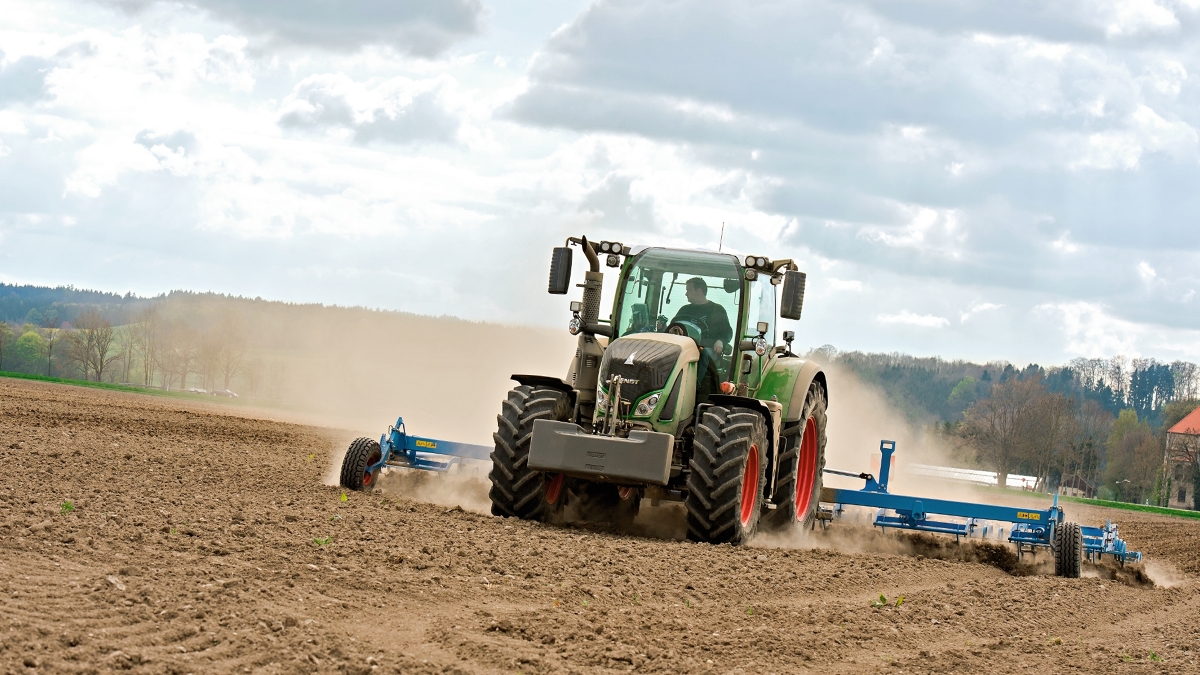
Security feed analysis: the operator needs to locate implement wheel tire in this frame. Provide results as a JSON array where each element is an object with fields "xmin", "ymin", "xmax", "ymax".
[
  {"xmin": 764, "ymin": 382, "xmax": 827, "ymax": 531},
  {"xmin": 684, "ymin": 406, "xmax": 768, "ymax": 544},
  {"xmin": 489, "ymin": 385, "xmax": 570, "ymax": 521},
  {"xmin": 340, "ymin": 437, "xmax": 382, "ymax": 492},
  {"xmin": 1054, "ymin": 521, "xmax": 1082, "ymax": 578}
]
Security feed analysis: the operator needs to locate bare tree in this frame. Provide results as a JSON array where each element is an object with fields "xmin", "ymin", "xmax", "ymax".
[
  {"xmin": 962, "ymin": 377, "xmax": 1044, "ymax": 489},
  {"xmin": 195, "ymin": 334, "xmax": 221, "ymax": 391},
  {"xmin": 133, "ymin": 305, "xmax": 161, "ymax": 386},
  {"xmin": 40, "ymin": 311, "xmax": 61, "ymax": 377},
  {"xmin": 1024, "ymin": 391, "xmax": 1075, "ymax": 490},
  {"xmin": 71, "ymin": 308, "xmax": 119, "ymax": 381},
  {"xmin": 1060, "ymin": 400, "xmax": 1113, "ymax": 496},
  {"xmin": 217, "ymin": 313, "xmax": 245, "ymax": 390}
]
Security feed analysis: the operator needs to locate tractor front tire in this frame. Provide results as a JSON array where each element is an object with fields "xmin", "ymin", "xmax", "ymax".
[
  {"xmin": 684, "ymin": 406, "xmax": 768, "ymax": 544},
  {"xmin": 764, "ymin": 382, "xmax": 827, "ymax": 531},
  {"xmin": 489, "ymin": 385, "xmax": 570, "ymax": 521},
  {"xmin": 1054, "ymin": 521, "xmax": 1082, "ymax": 578},
  {"xmin": 340, "ymin": 437, "xmax": 382, "ymax": 492}
]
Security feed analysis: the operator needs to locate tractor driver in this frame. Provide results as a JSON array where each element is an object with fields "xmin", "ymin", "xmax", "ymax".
[{"xmin": 670, "ymin": 277, "xmax": 733, "ymax": 354}]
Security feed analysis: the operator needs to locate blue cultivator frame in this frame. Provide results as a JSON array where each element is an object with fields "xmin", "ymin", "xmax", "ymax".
[
  {"xmin": 365, "ymin": 417, "xmax": 493, "ymax": 477},
  {"xmin": 1082, "ymin": 521, "xmax": 1143, "ymax": 565},
  {"xmin": 822, "ymin": 441, "xmax": 1142, "ymax": 563}
]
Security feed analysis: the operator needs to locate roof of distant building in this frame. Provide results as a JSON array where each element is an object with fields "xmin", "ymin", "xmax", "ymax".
[{"xmin": 1168, "ymin": 406, "xmax": 1200, "ymax": 436}]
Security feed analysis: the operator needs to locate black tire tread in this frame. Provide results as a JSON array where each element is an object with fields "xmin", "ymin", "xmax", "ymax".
[
  {"xmin": 765, "ymin": 383, "xmax": 828, "ymax": 530},
  {"xmin": 340, "ymin": 437, "xmax": 381, "ymax": 491},
  {"xmin": 488, "ymin": 385, "xmax": 569, "ymax": 520},
  {"xmin": 684, "ymin": 406, "xmax": 767, "ymax": 544},
  {"xmin": 1055, "ymin": 521, "xmax": 1083, "ymax": 578}
]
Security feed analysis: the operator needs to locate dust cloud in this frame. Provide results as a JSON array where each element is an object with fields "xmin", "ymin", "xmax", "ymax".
[{"xmin": 820, "ymin": 360, "xmax": 975, "ymax": 502}]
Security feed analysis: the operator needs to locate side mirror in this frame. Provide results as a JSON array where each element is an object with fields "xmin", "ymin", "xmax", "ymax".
[
  {"xmin": 780, "ymin": 270, "xmax": 806, "ymax": 320},
  {"xmin": 548, "ymin": 247, "xmax": 572, "ymax": 294}
]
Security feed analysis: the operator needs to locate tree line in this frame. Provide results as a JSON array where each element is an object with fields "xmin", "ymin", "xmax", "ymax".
[
  {"xmin": 815, "ymin": 347, "xmax": 1200, "ymax": 508},
  {"xmin": 0, "ymin": 304, "xmax": 263, "ymax": 396}
]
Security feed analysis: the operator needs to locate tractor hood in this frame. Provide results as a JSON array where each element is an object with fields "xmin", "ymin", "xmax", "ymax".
[{"xmin": 597, "ymin": 333, "xmax": 699, "ymax": 419}]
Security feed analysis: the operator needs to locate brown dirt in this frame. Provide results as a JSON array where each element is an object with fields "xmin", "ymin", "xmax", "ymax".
[{"xmin": 2, "ymin": 377, "xmax": 1199, "ymax": 674}]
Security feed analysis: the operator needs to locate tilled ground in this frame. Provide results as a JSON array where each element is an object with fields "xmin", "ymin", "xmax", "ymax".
[{"xmin": 1, "ymin": 377, "xmax": 1198, "ymax": 674}]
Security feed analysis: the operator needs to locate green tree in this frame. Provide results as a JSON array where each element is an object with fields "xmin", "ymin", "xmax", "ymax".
[
  {"xmin": 13, "ymin": 331, "xmax": 46, "ymax": 372},
  {"xmin": 0, "ymin": 322, "xmax": 11, "ymax": 370},
  {"xmin": 1103, "ymin": 410, "xmax": 1158, "ymax": 503}
]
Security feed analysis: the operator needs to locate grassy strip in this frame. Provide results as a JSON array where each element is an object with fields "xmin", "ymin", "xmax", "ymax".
[
  {"xmin": 0, "ymin": 370, "xmax": 241, "ymax": 404},
  {"xmin": 966, "ymin": 484, "xmax": 1200, "ymax": 520},
  {"xmin": 1058, "ymin": 495, "xmax": 1200, "ymax": 520}
]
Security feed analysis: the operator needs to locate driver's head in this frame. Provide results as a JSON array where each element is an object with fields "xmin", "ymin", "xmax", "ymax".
[{"xmin": 685, "ymin": 277, "xmax": 708, "ymax": 304}]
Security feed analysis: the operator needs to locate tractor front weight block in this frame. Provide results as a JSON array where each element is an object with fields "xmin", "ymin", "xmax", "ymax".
[{"xmin": 528, "ymin": 419, "xmax": 673, "ymax": 486}]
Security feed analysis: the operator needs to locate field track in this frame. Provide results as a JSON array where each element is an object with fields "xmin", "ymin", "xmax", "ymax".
[{"xmin": 1, "ymin": 377, "xmax": 1197, "ymax": 674}]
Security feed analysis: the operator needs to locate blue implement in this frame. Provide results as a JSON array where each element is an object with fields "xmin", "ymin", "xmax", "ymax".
[
  {"xmin": 1081, "ymin": 520, "xmax": 1143, "ymax": 565},
  {"xmin": 365, "ymin": 417, "xmax": 493, "ymax": 475},
  {"xmin": 822, "ymin": 441, "xmax": 1143, "ymax": 564}
]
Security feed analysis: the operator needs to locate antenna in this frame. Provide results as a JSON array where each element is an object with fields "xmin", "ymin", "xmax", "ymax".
[{"xmin": 718, "ymin": 222, "xmax": 725, "ymax": 252}]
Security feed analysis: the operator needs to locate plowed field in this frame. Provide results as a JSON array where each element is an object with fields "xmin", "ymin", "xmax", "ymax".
[{"xmin": 2, "ymin": 377, "xmax": 1197, "ymax": 674}]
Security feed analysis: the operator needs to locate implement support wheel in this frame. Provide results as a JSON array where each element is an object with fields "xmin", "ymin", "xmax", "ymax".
[
  {"xmin": 340, "ymin": 437, "xmax": 382, "ymax": 491},
  {"xmin": 684, "ymin": 406, "xmax": 768, "ymax": 544},
  {"xmin": 1054, "ymin": 521, "xmax": 1082, "ymax": 578}
]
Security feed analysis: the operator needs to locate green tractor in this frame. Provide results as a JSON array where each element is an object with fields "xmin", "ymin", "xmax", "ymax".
[{"xmin": 489, "ymin": 236, "xmax": 828, "ymax": 544}]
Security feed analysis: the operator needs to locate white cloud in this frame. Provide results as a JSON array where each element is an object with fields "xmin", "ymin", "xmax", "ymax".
[
  {"xmin": 826, "ymin": 277, "xmax": 864, "ymax": 292},
  {"xmin": 2, "ymin": 0, "xmax": 1200, "ymax": 368},
  {"xmin": 92, "ymin": 0, "xmax": 484, "ymax": 57},
  {"xmin": 960, "ymin": 302, "xmax": 1003, "ymax": 323},
  {"xmin": 878, "ymin": 311, "xmax": 950, "ymax": 328}
]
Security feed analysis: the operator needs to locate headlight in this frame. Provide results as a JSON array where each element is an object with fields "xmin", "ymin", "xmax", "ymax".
[
  {"xmin": 600, "ymin": 242, "xmax": 611, "ymax": 252},
  {"xmin": 754, "ymin": 336, "xmax": 769, "ymax": 356},
  {"xmin": 745, "ymin": 255, "xmax": 756, "ymax": 267},
  {"xmin": 596, "ymin": 388, "xmax": 608, "ymax": 411},
  {"xmin": 568, "ymin": 316, "xmax": 583, "ymax": 335},
  {"xmin": 634, "ymin": 393, "xmax": 661, "ymax": 417}
]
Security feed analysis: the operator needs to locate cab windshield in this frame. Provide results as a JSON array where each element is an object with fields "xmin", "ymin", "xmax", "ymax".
[{"xmin": 615, "ymin": 248, "xmax": 742, "ymax": 377}]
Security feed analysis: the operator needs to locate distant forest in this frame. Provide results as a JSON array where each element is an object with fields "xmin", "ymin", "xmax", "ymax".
[
  {"xmin": 2, "ymin": 283, "xmax": 1197, "ymax": 508},
  {"xmin": 809, "ymin": 346, "xmax": 1200, "ymax": 508}
]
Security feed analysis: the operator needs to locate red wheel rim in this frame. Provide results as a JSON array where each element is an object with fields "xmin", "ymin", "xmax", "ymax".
[
  {"xmin": 739, "ymin": 444, "xmax": 759, "ymax": 527},
  {"xmin": 794, "ymin": 416, "xmax": 818, "ymax": 521},
  {"xmin": 363, "ymin": 450, "xmax": 381, "ymax": 487},
  {"xmin": 618, "ymin": 486, "xmax": 635, "ymax": 501},
  {"xmin": 545, "ymin": 473, "xmax": 565, "ymax": 504}
]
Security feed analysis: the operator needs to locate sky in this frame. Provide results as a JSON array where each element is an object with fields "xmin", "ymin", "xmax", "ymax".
[{"xmin": 1, "ymin": 0, "xmax": 1199, "ymax": 365}]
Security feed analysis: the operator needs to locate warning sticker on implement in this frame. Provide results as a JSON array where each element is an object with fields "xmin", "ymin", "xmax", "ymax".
[
  {"xmin": 1016, "ymin": 511, "xmax": 1040, "ymax": 520},
  {"xmin": 416, "ymin": 440, "xmax": 437, "ymax": 449}
]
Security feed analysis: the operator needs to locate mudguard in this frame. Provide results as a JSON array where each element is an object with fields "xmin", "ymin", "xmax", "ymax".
[{"xmin": 783, "ymin": 360, "xmax": 827, "ymax": 422}]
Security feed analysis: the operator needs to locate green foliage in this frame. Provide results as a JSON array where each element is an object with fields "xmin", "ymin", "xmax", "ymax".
[
  {"xmin": 947, "ymin": 377, "xmax": 978, "ymax": 414},
  {"xmin": 313, "ymin": 536, "xmax": 333, "ymax": 546},
  {"xmin": 1109, "ymin": 409, "xmax": 1144, "ymax": 445},
  {"xmin": 871, "ymin": 594, "xmax": 888, "ymax": 608},
  {"xmin": 1058, "ymin": 495, "xmax": 1200, "ymax": 519},
  {"xmin": 60, "ymin": 500, "xmax": 75, "ymax": 513}
]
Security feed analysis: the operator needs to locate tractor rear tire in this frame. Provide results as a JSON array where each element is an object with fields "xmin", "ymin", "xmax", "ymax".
[
  {"xmin": 340, "ymin": 437, "xmax": 382, "ymax": 492},
  {"xmin": 1054, "ymin": 521, "xmax": 1082, "ymax": 578},
  {"xmin": 684, "ymin": 406, "xmax": 768, "ymax": 544},
  {"xmin": 764, "ymin": 382, "xmax": 827, "ymax": 531},
  {"xmin": 489, "ymin": 385, "xmax": 571, "ymax": 521}
]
